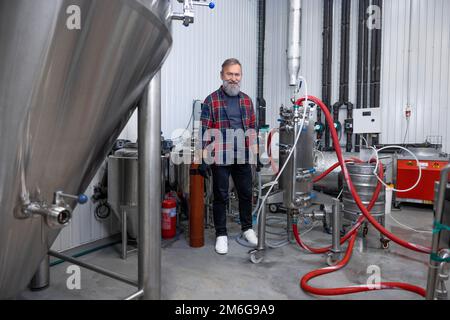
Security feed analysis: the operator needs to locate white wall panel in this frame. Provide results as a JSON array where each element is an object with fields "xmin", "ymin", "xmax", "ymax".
[
  {"xmin": 266, "ymin": 0, "xmax": 450, "ymax": 152},
  {"xmin": 121, "ymin": 0, "xmax": 258, "ymax": 141},
  {"xmin": 381, "ymin": 0, "xmax": 450, "ymax": 152}
]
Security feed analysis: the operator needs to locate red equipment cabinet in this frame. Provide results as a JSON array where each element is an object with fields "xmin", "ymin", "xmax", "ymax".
[{"xmin": 396, "ymin": 159, "xmax": 449, "ymax": 204}]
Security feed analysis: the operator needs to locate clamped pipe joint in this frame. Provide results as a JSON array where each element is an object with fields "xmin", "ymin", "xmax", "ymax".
[
  {"xmin": 172, "ymin": 0, "xmax": 215, "ymax": 26},
  {"xmin": 296, "ymin": 168, "xmax": 316, "ymax": 182},
  {"xmin": 21, "ymin": 191, "xmax": 88, "ymax": 229}
]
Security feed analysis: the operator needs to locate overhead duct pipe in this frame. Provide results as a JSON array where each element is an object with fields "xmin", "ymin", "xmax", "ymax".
[{"xmin": 288, "ymin": 0, "xmax": 302, "ymax": 86}]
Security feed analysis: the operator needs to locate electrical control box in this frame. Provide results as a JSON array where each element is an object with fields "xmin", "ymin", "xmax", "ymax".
[{"xmin": 352, "ymin": 108, "xmax": 382, "ymax": 134}]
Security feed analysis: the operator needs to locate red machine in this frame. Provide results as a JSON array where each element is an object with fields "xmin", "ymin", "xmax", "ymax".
[{"xmin": 396, "ymin": 159, "xmax": 449, "ymax": 204}]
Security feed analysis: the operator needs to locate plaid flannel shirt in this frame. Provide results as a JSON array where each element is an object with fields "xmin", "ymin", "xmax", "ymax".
[{"xmin": 201, "ymin": 87, "xmax": 257, "ymax": 165}]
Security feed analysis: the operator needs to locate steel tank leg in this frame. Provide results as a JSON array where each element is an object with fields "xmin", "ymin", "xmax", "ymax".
[
  {"xmin": 427, "ymin": 167, "xmax": 450, "ymax": 300},
  {"xmin": 250, "ymin": 202, "xmax": 267, "ymax": 264},
  {"xmin": 29, "ymin": 255, "xmax": 50, "ymax": 291},
  {"xmin": 287, "ymin": 209, "xmax": 294, "ymax": 242},
  {"xmin": 138, "ymin": 72, "xmax": 162, "ymax": 300}
]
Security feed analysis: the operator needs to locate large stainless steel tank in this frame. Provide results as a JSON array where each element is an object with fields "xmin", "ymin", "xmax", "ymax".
[
  {"xmin": 279, "ymin": 107, "xmax": 315, "ymax": 210},
  {"xmin": 0, "ymin": 0, "xmax": 172, "ymax": 299}
]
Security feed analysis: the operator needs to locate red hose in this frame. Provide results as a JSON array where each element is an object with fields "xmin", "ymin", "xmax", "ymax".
[
  {"xmin": 314, "ymin": 159, "xmax": 356, "ymax": 183},
  {"xmin": 300, "ymin": 232, "xmax": 426, "ymax": 297},
  {"xmin": 294, "ymin": 159, "xmax": 383, "ymax": 254},
  {"xmin": 297, "ymin": 96, "xmax": 430, "ymax": 254},
  {"xmin": 292, "ymin": 96, "xmax": 427, "ymax": 298}
]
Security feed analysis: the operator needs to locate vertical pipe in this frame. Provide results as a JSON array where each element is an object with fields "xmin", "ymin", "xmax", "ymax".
[
  {"xmin": 138, "ymin": 72, "xmax": 161, "ymax": 300},
  {"xmin": 331, "ymin": 198, "xmax": 342, "ymax": 253},
  {"xmin": 29, "ymin": 255, "xmax": 50, "ymax": 291},
  {"xmin": 288, "ymin": 0, "xmax": 302, "ymax": 86},
  {"xmin": 287, "ymin": 210, "xmax": 293, "ymax": 242},
  {"xmin": 426, "ymin": 166, "xmax": 450, "ymax": 299},
  {"xmin": 257, "ymin": 0, "xmax": 267, "ymax": 127},
  {"xmin": 257, "ymin": 204, "xmax": 267, "ymax": 251},
  {"xmin": 355, "ymin": 0, "xmax": 368, "ymax": 151},
  {"xmin": 122, "ymin": 210, "xmax": 127, "ymax": 260},
  {"xmin": 189, "ymin": 164, "xmax": 205, "ymax": 248},
  {"xmin": 322, "ymin": 0, "xmax": 333, "ymax": 150},
  {"xmin": 373, "ymin": 0, "xmax": 382, "ymax": 146}
]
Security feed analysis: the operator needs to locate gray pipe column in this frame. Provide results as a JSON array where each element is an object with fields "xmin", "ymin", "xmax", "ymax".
[
  {"xmin": 29, "ymin": 255, "xmax": 50, "ymax": 291},
  {"xmin": 139, "ymin": 72, "xmax": 162, "ymax": 300},
  {"xmin": 288, "ymin": 0, "xmax": 302, "ymax": 86},
  {"xmin": 426, "ymin": 165, "xmax": 450, "ymax": 300}
]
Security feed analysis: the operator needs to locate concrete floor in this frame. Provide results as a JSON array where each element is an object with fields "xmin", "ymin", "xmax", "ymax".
[{"xmin": 18, "ymin": 204, "xmax": 447, "ymax": 300}]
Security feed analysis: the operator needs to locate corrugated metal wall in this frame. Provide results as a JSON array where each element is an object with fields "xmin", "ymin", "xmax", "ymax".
[
  {"xmin": 381, "ymin": 0, "xmax": 450, "ymax": 152},
  {"xmin": 265, "ymin": 0, "xmax": 450, "ymax": 152},
  {"xmin": 265, "ymin": 0, "xmax": 323, "ymax": 129},
  {"xmin": 53, "ymin": 0, "xmax": 258, "ymax": 251}
]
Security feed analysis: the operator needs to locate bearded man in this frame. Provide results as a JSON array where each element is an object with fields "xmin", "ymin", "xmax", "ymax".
[{"xmin": 199, "ymin": 58, "xmax": 258, "ymax": 255}]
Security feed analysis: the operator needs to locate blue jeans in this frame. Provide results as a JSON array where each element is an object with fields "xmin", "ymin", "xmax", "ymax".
[{"xmin": 212, "ymin": 164, "xmax": 253, "ymax": 237}]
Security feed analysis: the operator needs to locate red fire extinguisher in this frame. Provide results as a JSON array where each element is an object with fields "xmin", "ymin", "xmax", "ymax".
[{"xmin": 162, "ymin": 199, "xmax": 177, "ymax": 239}]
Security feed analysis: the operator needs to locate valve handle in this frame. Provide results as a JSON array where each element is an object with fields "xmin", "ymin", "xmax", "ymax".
[
  {"xmin": 77, "ymin": 194, "xmax": 89, "ymax": 204},
  {"xmin": 56, "ymin": 191, "xmax": 89, "ymax": 205},
  {"xmin": 192, "ymin": 1, "xmax": 215, "ymax": 9}
]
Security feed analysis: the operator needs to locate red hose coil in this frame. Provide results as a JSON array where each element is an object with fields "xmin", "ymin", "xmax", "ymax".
[{"xmin": 291, "ymin": 96, "xmax": 429, "ymax": 298}]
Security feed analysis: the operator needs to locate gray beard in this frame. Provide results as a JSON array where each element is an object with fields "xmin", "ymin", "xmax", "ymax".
[{"xmin": 223, "ymin": 80, "xmax": 241, "ymax": 97}]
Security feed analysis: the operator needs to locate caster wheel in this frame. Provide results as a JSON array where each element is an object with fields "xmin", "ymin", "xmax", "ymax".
[
  {"xmin": 249, "ymin": 250, "xmax": 264, "ymax": 264},
  {"xmin": 326, "ymin": 254, "xmax": 340, "ymax": 266}
]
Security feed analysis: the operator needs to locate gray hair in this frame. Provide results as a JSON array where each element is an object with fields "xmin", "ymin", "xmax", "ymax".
[{"xmin": 221, "ymin": 58, "xmax": 242, "ymax": 72}]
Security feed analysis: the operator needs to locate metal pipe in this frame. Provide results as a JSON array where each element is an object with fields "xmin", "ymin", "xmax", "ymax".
[
  {"xmin": 426, "ymin": 165, "xmax": 450, "ymax": 299},
  {"xmin": 366, "ymin": 0, "xmax": 373, "ymax": 109},
  {"xmin": 331, "ymin": 198, "xmax": 342, "ymax": 254},
  {"xmin": 122, "ymin": 210, "xmax": 127, "ymax": 260},
  {"xmin": 48, "ymin": 250, "xmax": 138, "ymax": 287},
  {"xmin": 288, "ymin": 0, "xmax": 302, "ymax": 86},
  {"xmin": 291, "ymin": 117, "xmax": 299, "ymax": 206},
  {"xmin": 355, "ymin": 0, "xmax": 368, "ymax": 151},
  {"xmin": 406, "ymin": 0, "xmax": 413, "ymax": 107},
  {"xmin": 138, "ymin": 72, "xmax": 162, "ymax": 300},
  {"xmin": 287, "ymin": 210, "xmax": 294, "ymax": 242},
  {"xmin": 29, "ymin": 255, "xmax": 50, "ymax": 291},
  {"xmin": 322, "ymin": 0, "xmax": 334, "ymax": 150},
  {"xmin": 257, "ymin": 204, "xmax": 267, "ymax": 251},
  {"xmin": 257, "ymin": 0, "xmax": 267, "ymax": 127},
  {"xmin": 435, "ymin": 250, "xmax": 449, "ymax": 300},
  {"xmin": 124, "ymin": 290, "xmax": 144, "ymax": 300}
]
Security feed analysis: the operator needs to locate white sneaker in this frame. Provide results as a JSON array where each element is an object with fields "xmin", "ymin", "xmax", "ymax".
[
  {"xmin": 243, "ymin": 229, "xmax": 258, "ymax": 247},
  {"xmin": 215, "ymin": 236, "xmax": 228, "ymax": 255}
]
